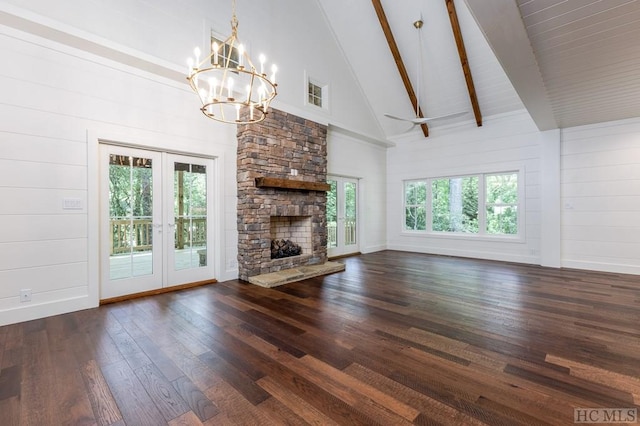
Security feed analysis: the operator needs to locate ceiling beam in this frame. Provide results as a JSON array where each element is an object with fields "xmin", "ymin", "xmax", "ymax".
[
  {"xmin": 464, "ymin": 0, "xmax": 557, "ymax": 130},
  {"xmin": 371, "ymin": 0, "xmax": 429, "ymax": 137},
  {"xmin": 445, "ymin": 0, "xmax": 482, "ymax": 127}
]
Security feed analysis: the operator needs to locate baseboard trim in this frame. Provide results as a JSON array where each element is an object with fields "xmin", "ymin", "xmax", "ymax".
[
  {"xmin": 100, "ymin": 279, "xmax": 218, "ymax": 305},
  {"xmin": 328, "ymin": 252, "xmax": 361, "ymax": 261}
]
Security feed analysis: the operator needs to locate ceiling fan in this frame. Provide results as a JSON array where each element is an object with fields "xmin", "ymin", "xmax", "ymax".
[{"xmin": 383, "ymin": 18, "xmax": 467, "ymax": 129}]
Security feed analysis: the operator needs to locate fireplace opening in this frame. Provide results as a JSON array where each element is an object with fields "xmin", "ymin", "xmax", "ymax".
[{"xmin": 270, "ymin": 215, "xmax": 312, "ymax": 260}]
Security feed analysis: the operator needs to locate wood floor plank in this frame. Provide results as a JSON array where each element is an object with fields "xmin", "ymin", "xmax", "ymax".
[
  {"xmin": 101, "ymin": 359, "xmax": 167, "ymax": 426},
  {"xmin": 172, "ymin": 375, "xmax": 219, "ymax": 422},
  {"xmin": 79, "ymin": 360, "xmax": 123, "ymax": 426},
  {"xmin": 0, "ymin": 396, "xmax": 20, "ymax": 426},
  {"xmin": 19, "ymin": 328, "xmax": 59, "ymax": 426},
  {"xmin": 134, "ymin": 363, "xmax": 190, "ymax": 422}
]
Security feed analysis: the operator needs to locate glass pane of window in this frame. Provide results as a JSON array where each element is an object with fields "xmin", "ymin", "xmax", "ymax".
[
  {"xmin": 404, "ymin": 181, "xmax": 427, "ymax": 230},
  {"xmin": 432, "ymin": 176, "xmax": 478, "ymax": 233},
  {"xmin": 174, "ymin": 162, "xmax": 208, "ymax": 270},
  {"xmin": 344, "ymin": 182, "xmax": 357, "ymax": 246},
  {"xmin": 486, "ymin": 172, "xmax": 518, "ymax": 235},
  {"xmin": 326, "ymin": 180, "xmax": 337, "ymax": 248},
  {"xmin": 108, "ymin": 155, "xmax": 154, "ymax": 279}
]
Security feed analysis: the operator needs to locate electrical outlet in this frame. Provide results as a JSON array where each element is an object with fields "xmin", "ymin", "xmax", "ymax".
[{"xmin": 20, "ymin": 289, "xmax": 32, "ymax": 303}]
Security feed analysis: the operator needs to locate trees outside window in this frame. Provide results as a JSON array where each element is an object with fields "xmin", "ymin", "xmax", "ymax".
[
  {"xmin": 405, "ymin": 181, "xmax": 427, "ymax": 230},
  {"xmin": 432, "ymin": 176, "xmax": 478, "ymax": 233},
  {"xmin": 486, "ymin": 173, "xmax": 518, "ymax": 235}
]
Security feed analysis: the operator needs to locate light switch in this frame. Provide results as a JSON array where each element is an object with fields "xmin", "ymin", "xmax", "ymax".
[{"xmin": 63, "ymin": 198, "xmax": 83, "ymax": 210}]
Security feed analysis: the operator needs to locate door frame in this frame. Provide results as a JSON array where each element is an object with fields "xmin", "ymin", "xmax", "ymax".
[{"xmin": 94, "ymin": 138, "xmax": 221, "ymax": 302}]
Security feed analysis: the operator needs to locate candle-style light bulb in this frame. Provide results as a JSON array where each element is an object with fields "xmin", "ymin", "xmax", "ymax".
[
  {"xmin": 259, "ymin": 54, "xmax": 266, "ymax": 75},
  {"xmin": 235, "ymin": 104, "xmax": 241, "ymax": 121},
  {"xmin": 271, "ymin": 64, "xmax": 278, "ymax": 84},
  {"xmin": 250, "ymin": 103, "xmax": 254, "ymax": 120},
  {"xmin": 208, "ymin": 78, "xmax": 215, "ymax": 99},
  {"xmin": 212, "ymin": 42, "xmax": 219, "ymax": 65},
  {"xmin": 227, "ymin": 77, "xmax": 234, "ymax": 99},
  {"xmin": 194, "ymin": 47, "xmax": 201, "ymax": 64},
  {"xmin": 211, "ymin": 78, "xmax": 218, "ymax": 99},
  {"xmin": 187, "ymin": 57, "xmax": 194, "ymax": 75}
]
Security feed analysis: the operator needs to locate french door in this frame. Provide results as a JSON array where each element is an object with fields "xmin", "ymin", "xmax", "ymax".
[
  {"xmin": 327, "ymin": 176, "xmax": 359, "ymax": 257},
  {"xmin": 99, "ymin": 145, "xmax": 215, "ymax": 300}
]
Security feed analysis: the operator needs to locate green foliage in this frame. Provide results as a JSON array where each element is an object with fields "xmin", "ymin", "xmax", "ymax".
[
  {"xmin": 405, "ymin": 181, "xmax": 427, "ymax": 230},
  {"xmin": 327, "ymin": 180, "xmax": 337, "ymax": 222},
  {"xmin": 432, "ymin": 177, "xmax": 478, "ymax": 233},
  {"xmin": 109, "ymin": 162, "xmax": 153, "ymax": 218},
  {"xmin": 486, "ymin": 173, "xmax": 518, "ymax": 234}
]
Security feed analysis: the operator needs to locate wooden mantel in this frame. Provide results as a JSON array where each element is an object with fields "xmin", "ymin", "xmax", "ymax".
[{"xmin": 255, "ymin": 177, "xmax": 331, "ymax": 192}]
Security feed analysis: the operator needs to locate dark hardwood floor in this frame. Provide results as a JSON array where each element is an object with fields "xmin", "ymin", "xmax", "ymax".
[{"xmin": 1, "ymin": 250, "xmax": 640, "ymax": 425}]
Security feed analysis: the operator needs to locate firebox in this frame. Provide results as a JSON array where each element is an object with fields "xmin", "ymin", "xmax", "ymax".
[{"xmin": 270, "ymin": 216, "xmax": 312, "ymax": 259}]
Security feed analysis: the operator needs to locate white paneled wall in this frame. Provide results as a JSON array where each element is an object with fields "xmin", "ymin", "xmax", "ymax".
[
  {"xmin": 0, "ymin": 26, "xmax": 238, "ymax": 326},
  {"xmin": 561, "ymin": 117, "xmax": 640, "ymax": 274},
  {"xmin": 386, "ymin": 111, "xmax": 544, "ymax": 264},
  {"xmin": 327, "ymin": 128, "xmax": 388, "ymax": 254}
]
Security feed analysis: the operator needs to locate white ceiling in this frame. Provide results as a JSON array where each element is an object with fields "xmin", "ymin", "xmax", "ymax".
[{"xmin": 318, "ymin": 0, "xmax": 640, "ymax": 139}]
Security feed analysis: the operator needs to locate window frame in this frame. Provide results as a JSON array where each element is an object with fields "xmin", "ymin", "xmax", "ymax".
[
  {"xmin": 304, "ymin": 72, "xmax": 329, "ymax": 111},
  {"xmin": 401, "ymin": 169, "xmax": 525, "ymax": 242}
]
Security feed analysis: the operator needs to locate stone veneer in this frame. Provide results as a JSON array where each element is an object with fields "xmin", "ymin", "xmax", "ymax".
[{"xmin": 236, "ymin": 108, "xmax": 328, "ymax": 281}]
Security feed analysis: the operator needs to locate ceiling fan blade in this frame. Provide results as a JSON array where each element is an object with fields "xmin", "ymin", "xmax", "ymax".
[
  {"xmin": 411, "ymin": 111, "xmax": 469, "ymax": 124},
  {"xmin": 383, "ymin": 113, "xmax": 413, "ymax": 122},
  {"xmin": 385, "ymin": 111, "xmax": 468, "ymax": 125}
]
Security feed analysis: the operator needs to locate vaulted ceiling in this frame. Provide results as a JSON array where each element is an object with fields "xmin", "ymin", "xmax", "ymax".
[{"xmin": 317, "ymin": 0, "xmax": 640, "ymax": 139}]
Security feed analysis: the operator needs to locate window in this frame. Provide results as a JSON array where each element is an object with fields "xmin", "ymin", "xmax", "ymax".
[
  {"xmin": 404, "ymin": 181, "xmax": 427, "ymax": 230},
  {"xmin": 403, "ymin": 171, "xmax": 521, "ymax": 237},
  {"xmin": 432, "ymin": 176, "xmax": 479, "ymax": 233},
  {"xmin": 211, "ymin": 33, "xmax": 239, "ymax": 68},
  {"xmin": 485, "ymin": 172, "xmax": 518, "ymax": 235},
  {"xmin": 305, "ymin": 74, "xmax": 328, "ymax": 110},
  {"xmin": 308, "ymin": 81, "xmax": 323, "ymax": 107}
]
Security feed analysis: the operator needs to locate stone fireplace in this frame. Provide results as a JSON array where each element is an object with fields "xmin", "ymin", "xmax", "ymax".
[{"xmin": 236, "ymin": 108, "xmax": 329, "ymax": 281}]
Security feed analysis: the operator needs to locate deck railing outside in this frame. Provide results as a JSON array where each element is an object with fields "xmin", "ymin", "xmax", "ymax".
[
  {"xmin": 110, "ymin": 217, "xmax": 206, "ymax": 255},
  {"xmin": 327, "ymin": 219, "xmax": 356, "ymax": 248}
]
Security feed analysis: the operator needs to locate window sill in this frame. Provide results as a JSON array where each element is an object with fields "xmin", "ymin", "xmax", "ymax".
[{"xmin": 400, "ymin": 230, "xmax": 525, "ymax": 244}]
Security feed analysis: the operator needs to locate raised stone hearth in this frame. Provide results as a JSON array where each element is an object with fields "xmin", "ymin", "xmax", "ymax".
[
  {"xmin": 236, "ymin": 108, "xmax": 333, "ymax": 282},
  {"xmin": 248, "ymin": 261, "xmax": 345, "ymax": 288}
]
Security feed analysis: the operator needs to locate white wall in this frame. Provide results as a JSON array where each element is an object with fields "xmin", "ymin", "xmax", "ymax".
[
  {"xmin": 327, "ymin": 127, "xmax": 388, "ymax": 254},
  {"xmin": 386, "ymin": 111, "xmax": 544, "ymax": 264},
  {"xmin": 561, "ymin": 117, "xmax": 640, "ymax": 274},
  {"xmin": 0, "ymin": 25, "xmax": 239, "ymax": 326}
]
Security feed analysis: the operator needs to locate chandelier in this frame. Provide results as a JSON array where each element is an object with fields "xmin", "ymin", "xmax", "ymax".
[{"xmin": 186, "ymin": 0, "xmax": 278, "ymax": 124}]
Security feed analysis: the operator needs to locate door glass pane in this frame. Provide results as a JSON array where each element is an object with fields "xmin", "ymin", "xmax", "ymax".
[
  {"xmin": 108, "ymin": 155, "xmax": 153, "ymax": 280},
  {"xmin": 174, "ymin": 162, "xmax": 207, "ymax": 270},
  {"xmin": 344, "ymin": 182, "xmax": 357, "ymax": 246},
  {"xmin": 326, "ymin": 180, "xmax": 337, "ymax": 248}
]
